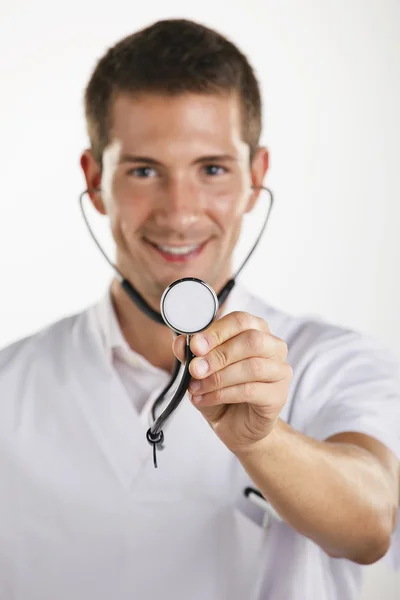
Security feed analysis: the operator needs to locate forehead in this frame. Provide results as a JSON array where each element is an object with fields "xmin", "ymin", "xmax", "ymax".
[{"xmin": 109, "ymin": 91, "xmax": 246, "ymax": 153}]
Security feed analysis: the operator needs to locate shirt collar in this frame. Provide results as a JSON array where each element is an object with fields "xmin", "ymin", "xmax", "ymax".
[{"xmin": 94, "ymin": 281, "xmax": 130, "ymax": 362}]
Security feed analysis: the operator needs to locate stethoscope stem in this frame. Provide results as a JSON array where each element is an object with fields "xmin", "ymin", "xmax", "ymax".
[{"xmin": 146, "ymin": 335, "xmax": 194, "ymax": 467}]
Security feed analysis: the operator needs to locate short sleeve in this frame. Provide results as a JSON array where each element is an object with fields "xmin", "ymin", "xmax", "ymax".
[
  {"xmin": 306, "ymin": 334, "xmax": 400, "ymax": 457},
  {"xmin": 303, "ymin": 331, "xmax": 400, "ymax": 569}
]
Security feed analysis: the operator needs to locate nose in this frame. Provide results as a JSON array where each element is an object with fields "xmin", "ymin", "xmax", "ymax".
[{"xmin": 153, "ymin": 174, "xmax": 201, "ymax": 229}]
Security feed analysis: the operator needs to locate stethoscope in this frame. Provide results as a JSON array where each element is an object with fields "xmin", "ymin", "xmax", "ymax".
[{"xmin": 79, "ymin": 185, "xmax": 273, "ymax": 468}]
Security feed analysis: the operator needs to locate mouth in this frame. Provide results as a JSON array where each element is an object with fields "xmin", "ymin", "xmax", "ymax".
[{"xmin": 143, "ymin": 238, "xmax": 211, "ymax": 263}]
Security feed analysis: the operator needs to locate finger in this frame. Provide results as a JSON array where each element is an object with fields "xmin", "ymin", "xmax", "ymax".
[
  {"xmin": 172, "ymin": 335, "xmax": 186, "ymax": 363},
  {"xmin": 189, "ymin": 330, "xmax": 286, "ymax": 379},
  {"xmin": 191, "ymin": 379, "xmax": 290, "ymax": 410},
  {"xmin": 190, "ymin": 311, "xmax": 270, "ymax": 357},
  {"xmin": 188, "ymin": 358, "xmax": 291, "ymax": 396}
]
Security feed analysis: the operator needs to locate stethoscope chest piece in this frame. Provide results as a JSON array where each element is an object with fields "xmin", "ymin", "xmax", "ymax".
[
  {"xmin": 160, "ymin": 277, "xmax": 219, "ymax": 335},
  {"xmin": 146, "ymin": 278, "xmax": 218, "ymax": 467}
]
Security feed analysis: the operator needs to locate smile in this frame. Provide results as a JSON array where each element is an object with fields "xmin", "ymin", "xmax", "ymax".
[{"xmin": 144, "ymin": 239, "xmax": 210, "ymax": 263}]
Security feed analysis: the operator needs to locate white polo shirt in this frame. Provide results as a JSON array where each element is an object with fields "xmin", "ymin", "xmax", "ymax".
[{"xmin": 0, "ymin": 279, "xmax": 399, "ymax": 600}]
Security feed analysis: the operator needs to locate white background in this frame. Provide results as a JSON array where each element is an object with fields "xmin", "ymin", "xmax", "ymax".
[{"xmin": 0, "ymin": 0, "xmax": 399, "ymax": 597}]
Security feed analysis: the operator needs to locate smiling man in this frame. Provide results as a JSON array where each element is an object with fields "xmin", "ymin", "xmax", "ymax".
[{"xmin": 0, "ymin": 18, "xmax": 399, "ymax": 600}]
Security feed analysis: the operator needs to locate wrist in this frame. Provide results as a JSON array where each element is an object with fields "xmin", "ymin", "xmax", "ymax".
[{"xmin": 234, "ymin": 418, "xmax": 285, "ymax": 463}]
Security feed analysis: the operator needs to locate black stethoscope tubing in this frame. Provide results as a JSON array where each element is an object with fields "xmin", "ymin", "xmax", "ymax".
[{"xmin": 79, "ymin": 185, "xmax": 273, "ymax": 465}]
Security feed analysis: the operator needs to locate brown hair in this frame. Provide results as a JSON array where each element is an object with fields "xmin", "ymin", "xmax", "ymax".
[{"xmin": 84, "ymin": 19, "xmax": 262, "ymax": 166}]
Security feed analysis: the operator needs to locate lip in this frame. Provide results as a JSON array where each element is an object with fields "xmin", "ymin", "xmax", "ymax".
[{"xmin": 143, "ymin": 238, "xmax": 210, "ymax": 263}]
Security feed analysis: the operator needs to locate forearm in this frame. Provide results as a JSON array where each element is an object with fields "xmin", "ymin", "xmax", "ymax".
[{"xmin": 237, "ymin": 419, "xmax": 396, "ymax": 564}]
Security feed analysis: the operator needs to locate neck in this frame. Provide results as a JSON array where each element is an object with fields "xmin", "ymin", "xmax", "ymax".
[{"xmin": 110, "ymin": 275, "xmax": 233, "ymax": 373}]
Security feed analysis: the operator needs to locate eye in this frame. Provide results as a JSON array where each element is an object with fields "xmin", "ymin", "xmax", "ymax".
[
  {"xmin": 204, "ymin": 165, "xmax": 228, "ymax": 176},
  {"xmin": 127, "ymin": 166, "xmax": 157, "ymax": 178}
]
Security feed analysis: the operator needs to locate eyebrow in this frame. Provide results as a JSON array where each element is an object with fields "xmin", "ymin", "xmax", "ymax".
[{"xmin": 118, "ymin": 153, "xmax": 238, "ymax": 166}]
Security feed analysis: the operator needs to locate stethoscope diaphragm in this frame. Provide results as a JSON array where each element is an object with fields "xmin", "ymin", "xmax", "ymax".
[{"xmin": 160, "ymin": 277, "xmax": 219, "ymax": 335}]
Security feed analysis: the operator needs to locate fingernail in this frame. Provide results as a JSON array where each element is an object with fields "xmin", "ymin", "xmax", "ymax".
[
  {"xmin": 195, "ymin": 359, "xmax": 208, "ymax": 376},
  {"xmin": 192, "ymin": 395, "xmax": 203, "ymax": 404},
  {"xmin": 194, "ymin": 335, "xmax": 208, "ymax": 354},
  {"xmin": 189, "ymin": 379, "xmax": 201, "ymax": 392}
]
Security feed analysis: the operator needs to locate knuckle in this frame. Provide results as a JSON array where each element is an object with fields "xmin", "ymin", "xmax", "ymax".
[
  {"xmin": 213, "ymin": 369, "xmax": 222, "ymax": 389},
  {"xmin": 243, "ymin": 381, "xmax": 256, "ymax": 400},
  {"xmin": 214, "ymin": 387, "xmax": 223, "ymax": 403},
  {"xmin": 232, "ymin": 311, "xmax": 252, "ymax": 331},
  {"xmin": 269, "ymin": 360, "xmax": 281, "ymax": 380},
  {"xmin": 285, "ymin": 362, "xmax": 294, "ymax": 380},
  {"xmin": 246, "ymin": 329, "xmax": 265, "ymax": 353},
  {"xmin": 248, "ymin": 357, "xmax": 265, "ymax": 380},
  {"xmin": 214, "ymin": 346, "xmax": 229, "ymax": 369},
  {"xmin": 279, "ymin": 338, "xmax": 289, "ymax": 358},
  {"xmin": 211, "ymin": 329, "xmax": 223, "ymax": 347},
  {"xmin": 257, "ymin": 316, "xmax": 270, "ymax": 332},
  {"xmin": 274, "ymin": 361, "xmax": 292, "ymax": 382}
]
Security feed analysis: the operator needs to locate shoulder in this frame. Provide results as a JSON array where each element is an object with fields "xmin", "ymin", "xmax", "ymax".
[
  {"xmin": 0, "ymin": 307, "xmax": 99, "ymax": 440},
  {"xmin": 240, "ymin": 284, "xmax": 400, "ymax": 382},
  {"xmin": 241, "ymin": 284, "xmax": 355, "ymax": 347},
  {"xmin": 0, "ymin": 309, "xmax": 90, "ymax": 377}
]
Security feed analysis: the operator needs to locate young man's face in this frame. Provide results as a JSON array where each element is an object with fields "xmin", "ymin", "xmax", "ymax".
[{"xmin": 81, "ymin": 91, "xmax": 268, "ymax": 307}]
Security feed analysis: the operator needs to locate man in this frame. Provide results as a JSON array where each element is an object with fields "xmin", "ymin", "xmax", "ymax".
[{"xmin": 0, "ymin": 18, "xmax": 399, "ymax": 600}]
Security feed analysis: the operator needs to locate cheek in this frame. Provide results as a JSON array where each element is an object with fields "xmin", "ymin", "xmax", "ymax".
[
  {"xmin": 209, "ymin": 191, "xmax": 248, "ymax": 232},
  {"xmin": 110, "ymin": 196, "xmax": 149, "ymax": 243}
]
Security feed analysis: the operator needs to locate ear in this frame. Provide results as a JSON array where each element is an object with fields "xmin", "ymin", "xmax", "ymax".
[
  {"xmin": 244, "ymin": 147, "xmax": 269, "ymax": 214},
  {"xmin": 80, "ymin": 149, "xmax": 106, "ymax": 215}
]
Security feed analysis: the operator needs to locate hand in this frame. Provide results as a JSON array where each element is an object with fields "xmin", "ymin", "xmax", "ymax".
[{"xmin": 172, "ymin": 311, "xmax": 292, "ymax": 455}]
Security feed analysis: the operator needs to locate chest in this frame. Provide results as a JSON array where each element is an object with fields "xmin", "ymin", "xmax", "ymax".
[{"xmin": 1, "ymin": 362, "xmax": 273, "ymax": 600}]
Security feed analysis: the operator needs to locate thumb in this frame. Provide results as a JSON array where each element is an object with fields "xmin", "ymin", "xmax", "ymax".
[{"xmin": 172, "ymin": 335, "xmax": 187, "ymax": 363}]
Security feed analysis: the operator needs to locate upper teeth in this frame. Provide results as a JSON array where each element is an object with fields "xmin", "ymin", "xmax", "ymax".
[{"xmin": 157, "ymin": 244, "xmax": 200, "ymax": 255}]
